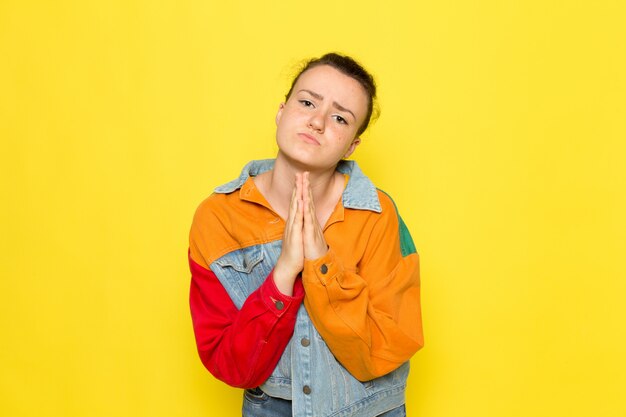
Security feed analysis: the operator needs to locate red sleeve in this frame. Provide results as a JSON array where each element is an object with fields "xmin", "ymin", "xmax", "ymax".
[{"xmin": 189, "ymin": 251, "xmax": 304, "ymax": 388}]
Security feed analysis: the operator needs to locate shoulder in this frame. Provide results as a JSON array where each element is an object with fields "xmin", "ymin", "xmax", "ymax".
[
  {"xmin": 374, "ymin": 189, "xmax": 407, "ymax": 226},
  {"xmin": 374, "ymin": 189, "xmax": 417, "ymax": 257},
  {"xmin": 191, "ymin": 192, "xmax": 238, "ymax": 233},
  {"xmin": 375, "ymin": 189, "xmax": 399, "ymax": 214},
  {"xmin": 189, "ymin": 192, "xmax": 241, "ymax": 268},
  {"xmin": 193, "ymin": 192, "xmax": 233, "ymax": 221}
]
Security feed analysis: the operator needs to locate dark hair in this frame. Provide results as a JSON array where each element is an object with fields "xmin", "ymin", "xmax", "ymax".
[{"xmin": 285, "ymin": 52, "xmax": 378, "ymax": 136}]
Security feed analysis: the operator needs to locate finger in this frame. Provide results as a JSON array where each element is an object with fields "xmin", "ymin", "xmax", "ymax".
[
  {"xmin": 302, "ymin": 172, "xmax": 309, "ymax": 209},
  {"xmin": 296, "ymin": 173, "xmax": 305, "ymax": 225},
  {"xmin": 307, "ymin": 178, "xmax": 316, "ymax": 215},
  {"xmin": 305, "ymin": 173, "xmax": 316, "ymax": 214},
  {"xmin": 296, "ymin": 172, "xmax": 303, "ymax": 203},
  {"xmin": 293, "ymin": 196, "xmax": 304, "ymax": 230},
  {"xmin": 285, "ymin": 185, "xmax": 298, "ymax": 230},
  {"xmin": 302, "ymin": 174, "xmax": 313, "ymax": 229}
]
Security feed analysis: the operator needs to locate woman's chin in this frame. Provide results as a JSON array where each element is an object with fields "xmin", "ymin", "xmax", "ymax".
[{"xmin": 276, "ymin": 151, "xmax": 336, "ymax": 172}]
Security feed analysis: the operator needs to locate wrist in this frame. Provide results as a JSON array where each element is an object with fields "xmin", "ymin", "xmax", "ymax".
[
  {"xmin": 305, "ymin": 244, "xmax": 329, "ymax": 260},
  {"xmin": 273, "ymin": 259, "xmax": 299, "ymax": 296}
]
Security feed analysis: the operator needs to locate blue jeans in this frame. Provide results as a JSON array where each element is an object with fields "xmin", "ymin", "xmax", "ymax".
[{"xmin": 242, "ymin": 388, "xmax": 406, "ymax": 417}]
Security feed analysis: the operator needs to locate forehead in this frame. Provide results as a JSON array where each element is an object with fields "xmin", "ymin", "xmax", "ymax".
[{"xmin": 293, "ymin": 65, "xmax": 368, "ymax": 114}]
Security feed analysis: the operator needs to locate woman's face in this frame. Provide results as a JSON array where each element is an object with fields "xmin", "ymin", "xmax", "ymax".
[{"xmin": 275, "ymin": 65, "xmax": 369, "ymax": 171}]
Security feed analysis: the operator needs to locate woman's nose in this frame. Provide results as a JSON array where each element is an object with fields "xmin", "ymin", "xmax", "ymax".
[{"xmin": 308, "ymin": 111, "xmax": 324, "ymax": 132}]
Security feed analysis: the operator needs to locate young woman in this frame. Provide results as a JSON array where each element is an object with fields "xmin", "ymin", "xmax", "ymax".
[{"xmin": 189, "ymin": 53, "xmax": 423, "ymax": 417}]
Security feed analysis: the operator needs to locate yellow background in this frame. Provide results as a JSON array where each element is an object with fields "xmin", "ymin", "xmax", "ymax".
[{"xmin": 1, "ymin": 1, "xmax": 625, "ymax": 416}]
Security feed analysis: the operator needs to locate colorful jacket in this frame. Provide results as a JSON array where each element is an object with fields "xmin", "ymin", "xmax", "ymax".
[{"xmin": 189, "ymin": 159, "xmax": 423, "ymax": 417}]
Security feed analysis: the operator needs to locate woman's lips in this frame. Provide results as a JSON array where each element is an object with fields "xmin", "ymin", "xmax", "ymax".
[{"xmin": 298, "ymin": 133, "xmax": 320, "ymax": 145}]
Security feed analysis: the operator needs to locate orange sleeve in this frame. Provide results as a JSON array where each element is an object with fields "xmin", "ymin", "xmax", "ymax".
[{"xmin": 302, "ymin": 196, "xmax": 423, "ymax": 381}]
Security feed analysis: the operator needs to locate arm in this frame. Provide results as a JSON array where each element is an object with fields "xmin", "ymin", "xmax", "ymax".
[
  {"xmin": 188, "ymin": 182, "xmax": 307, "ymax": 388},
  {"xmin": 189, "ymin": 252, "xmax": 304, "ymax": 388},
  {"xmin": 301, "ymin": 196, "xmax": 423, "ymax": 381}
]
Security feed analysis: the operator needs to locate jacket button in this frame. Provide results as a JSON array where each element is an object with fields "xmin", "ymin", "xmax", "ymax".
[
  {"xmin": 320, "ymin": 264, "xmax": 328, "ymax": 274},
  {"xmin": 274, "ymin": 300, "xmax": 284, "ymax": 310},
  {"xmin": 303, "ymin": 385, "xmax": 311, "ymax": 395},
  {"xmin": 300, "ymin": 338, "xmax": 310, "ymax": 347}
]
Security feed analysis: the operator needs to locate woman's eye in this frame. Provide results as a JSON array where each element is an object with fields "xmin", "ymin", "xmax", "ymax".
[
  {"xmin": 334, "ymin": 115, "xmax": 347, "ymax": 125},
  {"xmin": 299, "ymin": 100, "xmax": 314, "ymax": 107}
]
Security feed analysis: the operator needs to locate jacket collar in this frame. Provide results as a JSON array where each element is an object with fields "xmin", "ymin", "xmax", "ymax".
[{"xmin": 214, "ymin": 159, "xmax": 382, "ymax": 213}]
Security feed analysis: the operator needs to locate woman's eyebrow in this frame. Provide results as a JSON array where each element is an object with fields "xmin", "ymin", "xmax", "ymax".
[
  {"xmin": 299, "ymin": 89, "xmax": 324, "ymax": 101},
  {"xmin": 298, "ymin": 89, "xmax": 356, "ymax": 121},
  {"xmin": 332, "ymin": 102, "xmax": 356, "ymax": 121}
]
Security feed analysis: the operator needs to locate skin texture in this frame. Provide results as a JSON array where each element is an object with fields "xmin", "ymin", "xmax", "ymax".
[
  {"xmin": 274, "ymin": 65, "xmax": 367, "ymax": 173},
  {"xmin": 254, "ymin": 65, "xmax": 370, "ymax": 296}
]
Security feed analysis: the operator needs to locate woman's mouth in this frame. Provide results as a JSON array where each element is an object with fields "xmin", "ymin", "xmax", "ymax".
[{"xmin": 298, "ymin": 133, "xmax": 320, "ymax": 145}]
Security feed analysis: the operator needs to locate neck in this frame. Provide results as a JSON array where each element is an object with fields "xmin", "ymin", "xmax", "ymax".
[{"xmin": 270, "ymin": 153, "xmax": 339, "ymax": 204}]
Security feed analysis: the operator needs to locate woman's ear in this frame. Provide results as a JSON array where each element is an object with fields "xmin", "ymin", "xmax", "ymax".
[
  {"xmin": 275, "ymin": 103, "xmax": 285, "ymax": 126},
  {"xmin": 344, "ymin": 137, "xmax": 361, "ymax": 159}
]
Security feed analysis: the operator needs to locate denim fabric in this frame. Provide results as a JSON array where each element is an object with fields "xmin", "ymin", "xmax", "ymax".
[
  {"xmin": 379, "ymin": 404, "xmax": 407, "ymax": 417},
  {"xmin": 214, "ymin": 159, "xmax": 382, "ymax": 213},
  {"xmin": 242, "ymin": 388, "xmax": 406, "ymax": 417},
  {"xmin": 242, "ymin": 388, "xmax": 292, "ymax": 417},
  {"xmin": 214, "ymin": 160, "xmax": 409, "ymax": 417}
]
